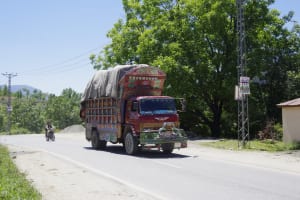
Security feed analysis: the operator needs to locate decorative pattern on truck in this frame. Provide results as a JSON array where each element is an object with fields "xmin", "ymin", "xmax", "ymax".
[
  {"xmin": 133, "ymin": 67, "xmax": 161, "ymax": 75},
  {"xmin": 87, "ymin": 98, "xmax": 117, "ymax": 124},
  {"xmin": 86, "ymin": 98, "xmax": 120, "ymax": 142},
  {"xmin": 128, "ymin": 76, "xmax": 160, "ymax": 88}
]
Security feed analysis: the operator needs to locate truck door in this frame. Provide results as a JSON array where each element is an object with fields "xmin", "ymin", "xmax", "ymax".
[{"xmin": 125, "ymin": 100, "xmax": 139, "ymax": 124}]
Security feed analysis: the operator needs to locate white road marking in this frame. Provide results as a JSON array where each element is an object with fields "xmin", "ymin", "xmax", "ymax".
[{"xmin": 152, "ymin": 160, "xmax": 182, "ymax": 169}]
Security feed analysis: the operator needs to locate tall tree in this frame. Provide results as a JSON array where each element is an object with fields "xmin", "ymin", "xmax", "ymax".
[
  {"xmin": 92, "ymin": 0, "xmax": 300, "ymax": 138},
  {"xmin": 245, "ymin": 1, "xmax": 300, "ymax": 131}
]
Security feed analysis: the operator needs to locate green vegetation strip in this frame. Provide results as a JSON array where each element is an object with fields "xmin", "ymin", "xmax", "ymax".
[
  {"xmin": 200, "ymin": 139, "xmax": 300, "ymax": 152},
  {"xmin": 0, "ymin": 145, "xmax": 41, "ymax": 200}
]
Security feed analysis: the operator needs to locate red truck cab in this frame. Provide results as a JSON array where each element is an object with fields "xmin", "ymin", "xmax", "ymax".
[{"xmin": 123, "ymin": 96, "xmax": 187, "ymax": 153}]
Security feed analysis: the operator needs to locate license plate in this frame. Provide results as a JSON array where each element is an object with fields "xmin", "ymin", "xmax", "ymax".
[
  {"xmin": 163, "ymin": 131, "xmax": 172, "ymax": 137},
  {"xmin": 174, "ymin": 143, "xmax": 181, "ymax": 148}
]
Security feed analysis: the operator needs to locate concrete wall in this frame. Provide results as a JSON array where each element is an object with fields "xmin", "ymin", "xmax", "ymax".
[{"xmin": 282, "ymin": 107, "xmax": 300, "ymax": 143}]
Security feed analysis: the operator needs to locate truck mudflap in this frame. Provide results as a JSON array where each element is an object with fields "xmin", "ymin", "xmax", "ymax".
[{"xmin": 139, "ymin": 128, "xmax": 187, "ymax": 148}]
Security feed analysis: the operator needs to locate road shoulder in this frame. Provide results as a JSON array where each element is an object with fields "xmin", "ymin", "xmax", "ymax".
[
  {"xmin": 7, "ymin": 145, "xmax": 158, "ymax": 200},
  {"xmin": 181, "ymin": 140, "xmax": 300, "ymax": 174}
]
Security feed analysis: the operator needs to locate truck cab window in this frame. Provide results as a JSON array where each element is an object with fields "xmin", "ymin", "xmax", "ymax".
[{"xmin": 140, "ymin": 99, "xmax": 176, "ymax": 115}]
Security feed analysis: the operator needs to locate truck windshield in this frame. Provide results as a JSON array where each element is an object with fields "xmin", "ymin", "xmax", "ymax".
[{"xmin": 139, "ymin": 99, "xmax": 176, "ymax": 115}]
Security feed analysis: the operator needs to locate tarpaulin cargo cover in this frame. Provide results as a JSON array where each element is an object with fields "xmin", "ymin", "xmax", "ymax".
[{"xmin": 81, "ymin": 64, "xmax": 166, "ymax": 102}]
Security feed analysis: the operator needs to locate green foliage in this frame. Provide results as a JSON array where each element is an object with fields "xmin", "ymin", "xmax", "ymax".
[
  {"xmin": 11, "ymin": 98, "xmax": 45, "ymax": 133},
  {"xmin": 246, "ymin": 1, "xmax": 300, "ymax": 131},
  {"xmin": 0, "ymin": 114, "xmax": 4, "ymax": 133},
  {"xmin": 44, "ymin": 88, "xmax": 81, "ymax": 129},
  {"xmin": 0, "ymin": 85, "xmax": 8, "ymax": 96},
  {"xmin": 287, "ymin": 70, "xmax": 300, "ymax": 99},
  {"xmin": 9, "ymin": 128, "xmax": 31, "ymax": 135},
  {"xmin": 0, "ymin": 145, "xmax": 42, "ymax": 200},
  {"xmin": 0, "ymin": 87, "xmax": 82, "ymax": 134},
  {"xmin": 249, "ymin": 140, "xmax": 300, "ymax": 152},
  {"xmin": 273, "ymin": 123, "xmax": 283, "ymax": 140}
]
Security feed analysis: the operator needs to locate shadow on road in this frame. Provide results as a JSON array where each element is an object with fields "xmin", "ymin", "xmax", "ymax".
[{"xmin": 83, "ymin": 145, "xmax": 190, "ymax": 159}]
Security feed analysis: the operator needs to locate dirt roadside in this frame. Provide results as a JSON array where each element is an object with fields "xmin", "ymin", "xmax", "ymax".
[
  {"xmin": 5, "ymin": 132, "xmax": 300, "ymax": 200},
  {"xmin": 8, "ymin": 144, "xmax": 158, "ymax": 200}
]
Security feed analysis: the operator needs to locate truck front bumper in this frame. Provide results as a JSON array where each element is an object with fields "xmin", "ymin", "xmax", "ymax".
[{"xmin": 139, "ymin": 129, "xmax": 187, "ymax": 148}]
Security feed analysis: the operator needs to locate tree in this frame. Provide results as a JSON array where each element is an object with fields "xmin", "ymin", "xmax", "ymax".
[
  {"xmin": 11, "ymin": 97, "xmax": 45, "ymax": 133},
  {"xmin": 44, "ymin": 89, "xmax": 81, "ymax": 129},
  {"xmin": 245, "ymin": 1, "xmax": 300, "ymax": 132},
  {"xmin": 0, "ymin": 86, "xmax": 83, "ymax": 134},
  {"xmin": 1, "ymin": 85, "xmax": 8, "ymax": 96},
  {"xmin": 92, "ymin": 0, "xmax": 300, "ymax": 138},
  {"xmin": 0, "ymin": 106, "xmax": 5, "ymax": 132}
]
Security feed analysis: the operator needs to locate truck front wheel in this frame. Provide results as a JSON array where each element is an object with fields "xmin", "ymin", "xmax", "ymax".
[
  {"xmin": 124, "ymin": 132, "xmax": 138, "ymax": 155},
  {"xmin": 161, "ymin": 143, "xmax": 174, "ymax": 154}
]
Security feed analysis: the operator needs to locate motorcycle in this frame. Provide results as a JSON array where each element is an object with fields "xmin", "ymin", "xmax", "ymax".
[{"xmin": 46, "ymin": 128, "xmax": 55, "ymax": 142}]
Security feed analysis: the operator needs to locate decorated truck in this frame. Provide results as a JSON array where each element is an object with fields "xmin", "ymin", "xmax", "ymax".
[{"xmin": 80, "ymin": 64, "xmax": 187, "ymax": 154}]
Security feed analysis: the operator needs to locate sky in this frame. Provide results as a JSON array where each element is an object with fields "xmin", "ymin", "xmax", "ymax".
[{"xmin": 0, "ymin": 0, "xmax": 299, "ymax": 95}]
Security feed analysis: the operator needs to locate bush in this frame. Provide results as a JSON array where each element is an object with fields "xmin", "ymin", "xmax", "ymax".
[
  {"xmin": 273, "ymin": 123, "xmax": 283, "ymax": 140},
  {"xmin": 257, "ymin": 120, "xmax": 283, "ymax": 141},
  {"xmin": 0, "ymin": 145, "xmax": 41, "ymax": 199},
  {"xmin": 9, "ymin": 128, "xmax": 31, "ymax": 135}
]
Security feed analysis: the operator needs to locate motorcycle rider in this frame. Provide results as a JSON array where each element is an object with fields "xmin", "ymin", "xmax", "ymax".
[{"xmin": 45, "ymin": 121, "xmax": 55, "ymax": 141}]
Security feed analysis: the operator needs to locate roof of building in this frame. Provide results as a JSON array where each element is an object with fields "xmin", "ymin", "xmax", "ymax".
[{"xmin": 277, "ymin": 98, "xmax": 300, "ymax": 107}]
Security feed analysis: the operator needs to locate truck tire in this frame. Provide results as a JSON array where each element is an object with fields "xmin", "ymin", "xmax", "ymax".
[
  {"xmin": 99, "ymin": 140, "xmax": 107, "ymax": 149},
  {"xmin": 161, "ymin": 143, "xmax": 174, "ymax": 154},
  {"xmin": 91, "ymin": 130, "xmax": 107, "ymax": 150},
  {"xmin": 124, "ymin": 132, "xmax": 138, "ymax": 155}
]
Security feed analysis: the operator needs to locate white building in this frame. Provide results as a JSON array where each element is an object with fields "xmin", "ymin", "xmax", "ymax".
[{"xmin": 277, "ymin": 98, "xmax": 300, "ymax": 143}]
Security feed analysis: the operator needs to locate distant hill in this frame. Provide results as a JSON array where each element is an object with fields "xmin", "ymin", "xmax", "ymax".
[{"xmin": 0, "ymin": 85, "xmax": 41, "ymax": 94}]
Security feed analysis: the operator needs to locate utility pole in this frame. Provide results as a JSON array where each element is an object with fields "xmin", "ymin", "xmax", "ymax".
[
  {"xmin": 236, "ymin": 0, "xmax": 250, "ymax": 147},
  {"xmin": 2, "ymin": 72, "xmax": 18, "ymax": 134}
]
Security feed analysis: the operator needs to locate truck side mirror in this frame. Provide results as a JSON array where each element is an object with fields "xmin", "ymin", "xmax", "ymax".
[
  {"xmin": 175, "ymin": 98, "xmax": 186, "ymax": 112},
  {"xmin": 132, "ymin": 101, "xmax": 138, "ymax": 112},
  {"xmin": 180, "ymin": 98, "xmax": 186, "ymax": 112}
]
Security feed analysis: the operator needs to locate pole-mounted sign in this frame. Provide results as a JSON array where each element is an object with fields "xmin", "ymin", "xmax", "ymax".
[
  {"xmin": 235, "ymin": 76, "xmax": 250, "ymax": 101},
  {"xmin": 239, "ymin": 76, "xmax": 250, "ymax": 95}
]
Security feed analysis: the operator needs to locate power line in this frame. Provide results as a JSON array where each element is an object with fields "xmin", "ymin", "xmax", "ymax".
[
  {"xmin": 2, "ymin": 72, "xmax": 18, "ymax": 134},
  {"xmin": 24, "ymin": 59, "xmax": 91, "ymax": 75},
  {"xmin": 19, "ymin": 46, "xmax": 100, "ymax": 74}
]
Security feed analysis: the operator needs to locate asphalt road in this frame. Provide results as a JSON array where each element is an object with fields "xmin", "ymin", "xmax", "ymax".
[{"xmin": 1, "ymin": 133, "xmax": 300, "ymax": 200}]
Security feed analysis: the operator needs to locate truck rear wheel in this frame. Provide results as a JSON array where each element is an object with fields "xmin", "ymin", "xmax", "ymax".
[
  {"xmin": 91, "ymin": 130, "xmax": 107, "ymax": 150},
  {"xmin": 161, "ymin": 143, "xmax": 174, "ymax": 154},
  {"xmin": 124, "ymin": 132, "xmax": 138, "ymax": 155}
]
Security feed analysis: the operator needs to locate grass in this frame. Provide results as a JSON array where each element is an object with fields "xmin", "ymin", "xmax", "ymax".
[
  {"xmin": 200, "ymin": 139, "xmax": 300, "ymax": 152},
  {"xmin": 0, "ymin": 144, "xmax": 42, "ymax": 200}
]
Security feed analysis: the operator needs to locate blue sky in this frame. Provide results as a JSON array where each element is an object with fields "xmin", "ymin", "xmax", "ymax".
[{"xmin": 0, "ymin": 0, "xmax": 299, "ymax": 95}]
